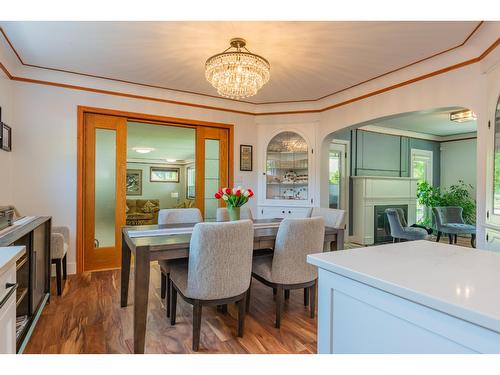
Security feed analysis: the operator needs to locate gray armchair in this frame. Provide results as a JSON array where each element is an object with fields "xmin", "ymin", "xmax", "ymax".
[
  {"xmin": 385, "ymin": 208, "xmax": 427, "ymax": 242},
  {"xmin": 432, "ymin": 206, "xmax": 476, "ymax": 248}
]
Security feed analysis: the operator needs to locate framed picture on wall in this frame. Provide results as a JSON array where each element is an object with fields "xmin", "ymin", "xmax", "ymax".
[
  {"xmin": 126, "ymin": 169, "xmax": 143, "ymax": 195},
  {"xmin": 1, "ymin": 123, "xmax": 12, "ymax": 152},
  {"xmin": 150, "ymin": 167, "xmax": 180, "ymax": 183},
  {"xmin": 240, "ymin": 144, "xmax": 253, "ymax": 171}
]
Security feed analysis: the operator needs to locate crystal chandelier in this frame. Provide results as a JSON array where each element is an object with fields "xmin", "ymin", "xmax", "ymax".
[{"xmin": 205, "ymin": 38, "xmax": 270, "ymax": 100}]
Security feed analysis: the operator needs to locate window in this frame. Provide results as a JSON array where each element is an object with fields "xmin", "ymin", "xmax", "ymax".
[
  {"xmin": 411, "ymin": 149, "xmax": 433, "ymax": 223},
  {"xmin": 149, "ymin": 167, "xmax": 179, "ymax": 183},
  {"xmin": 186, "ymin": 166, "xmax": 195, "ymax": 198}
]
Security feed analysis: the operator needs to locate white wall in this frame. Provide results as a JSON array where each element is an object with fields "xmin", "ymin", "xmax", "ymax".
[
  {"xmin": 0, "ymin": 70, "xmax": 13, "ymax": 206},
  {"xmin": 440, "ymin": 139, "xmax": 477, "ymax": 197}
]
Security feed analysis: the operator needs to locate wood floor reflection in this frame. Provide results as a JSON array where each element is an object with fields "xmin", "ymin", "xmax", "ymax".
[{"xmin": 24, "ymin": 263, "xmax": 317, "ymax": 354}]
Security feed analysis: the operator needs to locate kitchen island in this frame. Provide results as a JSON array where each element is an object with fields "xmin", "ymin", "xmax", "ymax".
[{"xmin": 307, "ymin": 240, "xmax": 500, "ymax": 353}]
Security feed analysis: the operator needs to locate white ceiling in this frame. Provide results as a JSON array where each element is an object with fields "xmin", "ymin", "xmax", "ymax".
[
  {"xmin": 127, "ymin": 122, "xmax": 195, "ymax": 162},
  {"xmin": 0, "ymin": 21, "xmax": 480, "ymax": 103},
  {"xmin": 363, "ymin": 107, "xmax": 477, "ymax": 136}
]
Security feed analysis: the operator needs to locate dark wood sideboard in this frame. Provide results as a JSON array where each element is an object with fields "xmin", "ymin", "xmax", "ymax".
[{"xmin": 0, "ymin": 216, "xmax": 51, "ymax": 353}]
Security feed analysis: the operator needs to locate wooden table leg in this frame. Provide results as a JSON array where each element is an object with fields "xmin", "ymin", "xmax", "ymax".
[
  {"xmin": 331, "ymin": 229, "xmax": 345, "ymax": 251},
  {"xmin": 120, "ymin": 233, "xmax": 131, "ymax": 307},
  {"xmin": 133, "ymin": 247, "xmax": 150, "ymax": 354}
]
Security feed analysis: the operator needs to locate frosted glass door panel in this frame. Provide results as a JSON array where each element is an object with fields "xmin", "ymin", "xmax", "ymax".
[
  {"xmin": 95, "ymin": 129, "xmax": 116, "ymax": 248},
  {"xmin": 329, "ymin": 150, "xmax": 341, "ymax": 209},
  {"xmin": 204, "ymin": 139, "xmax": 220, "ymax": 221}
]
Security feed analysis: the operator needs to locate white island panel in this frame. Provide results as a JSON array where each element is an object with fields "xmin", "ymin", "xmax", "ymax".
[{"xmin": 308, "ymin": 241, "xmax": 500, "ymax": 354}]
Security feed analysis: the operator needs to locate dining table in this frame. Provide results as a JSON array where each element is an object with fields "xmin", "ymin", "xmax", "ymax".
[{"xmin": 120, "ymin": 218, "xmax": 345, "ymax": 354}]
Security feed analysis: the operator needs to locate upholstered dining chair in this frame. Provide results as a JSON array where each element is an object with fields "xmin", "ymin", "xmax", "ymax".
[
  {"xmin": 169, "ymin": 220, "xmax": 254, "ymax": 351},
  {"xmin": 432, "ymin": 206, "xmax": 476, "ymax": 248},
  {"xmin": 385, "ymin": 208, "xmax": 428, "ymax": 242},
  {"xmin": 51, "ymin": 226, "xmax": 70, "ymax": 295},
  {"xmin": 158, "ymin": 208, "xmax": 203, "ymax": 316},
  {"xmin": 216, "ymin": 207, "xmax": 254, "ymax": 222},
  {"xmin": 310, "ymin": 207, "xmax": 345, "ymax": 251},
  {"xmin": 250, "ymin": 217, "xmax": 325, "ymax": 328}
]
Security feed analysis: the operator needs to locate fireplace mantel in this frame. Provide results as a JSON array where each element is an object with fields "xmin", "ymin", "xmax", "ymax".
[{"xmin": 351, "ymin": 176, "xmax": 419, "ymax": 245}]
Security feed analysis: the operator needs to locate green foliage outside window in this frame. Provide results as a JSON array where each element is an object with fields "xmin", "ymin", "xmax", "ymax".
[
  {"xmin": 416, "ymin": 180, "xmax": 476, "ymax": 225},
  {"xmin": 329, "ymin": 170, "xmax": 340, "ymax": 184}
]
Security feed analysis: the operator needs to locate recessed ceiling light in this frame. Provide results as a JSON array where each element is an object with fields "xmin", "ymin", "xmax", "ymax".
[
  {"xmin": 133, "ymin": 147, "xmax": 154, "ymax": 154},
  {"xmin": 450, "ymin": 110, "xmax": 477, "ymax": 123},
  {"xmin": 166, "ymin": 159, "xmax": 177, "ymax": 163}
]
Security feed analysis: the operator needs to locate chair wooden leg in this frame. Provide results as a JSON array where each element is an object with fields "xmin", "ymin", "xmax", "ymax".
[
  {"xmin": 471, "ymin": 234, "xmax": 476, "ymax": 248},
  {"xmin": 246, "ymin": 285, "xmax": 251, "ymax": 313},
  {"xmin": 221, "ymin": 304, "xmax": 228, "ymax": 314},
  {"xmin": 310, "ymin": 280, "xmax": 317, "ymax": 319},
  {"xmin": 192, "ymin": 301, "xmax": 202, "ymax": 351},
  {"xmin": 160, "ymin": 272, "xmax": 166, "ymax": 299},
  {"xmin": 275, "ymin": 286, "xmax": 283, "ymax": 328},
  {"xmin": 284, "ymin": 289, "xmax": 290, "ymax": 300},
  {"xmin": 304, "ymin": 287, "xmax": 309, "ymax": 306},
  {"xmin": 448, "ymin": 234, "xmax": 453, "ymax": 244},
  {"xmin": 55, "ymin": 259, "xmax": 62, "ymax": 296},
  {"xmin": 170, "ymin": 286, "xmax": 177, "ymax": 326},
  {"xmin": 166, "ymin": 274, "xmax": 171, "ymax": 318},
  {"xmin": 436, "ymin": 231, "xmax": 441, "ymax": 242},
  {"xmin": 454, "ymin": 234, "xmax": 458, "ymax": 244},
  {"xmin": 237, "ymin": 298, "xmax": 246, "ymax": 337},
  {"xmin": 62, "ymin": 254, "xmax": 67, "ymax": 280},
  {"xmin": 273, "ymin": 288, "xmax": 277, "ymax": 296}
]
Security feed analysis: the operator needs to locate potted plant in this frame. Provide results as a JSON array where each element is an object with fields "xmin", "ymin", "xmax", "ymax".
[
  {"xmin": 417, "ymin": 180, "xmax": 476, "ymax": 225},
  {"xmin": 214, "ymin": 186, "xmax": 254, "ymax": 221}
]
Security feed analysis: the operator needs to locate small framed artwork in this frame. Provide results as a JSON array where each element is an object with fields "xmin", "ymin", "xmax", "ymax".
[
  {"xmin": 1, "ymin": 123, "xmax": 12, "ymax": 152},
  {"xmin": 240, "ymin": 144, "xmax": 253, "ymax": 171},
  {"xmin": 126, "ymin": 169, "xmax": 143, "ymax": 196},
  {"xmin": 150, "ymin": 167, "xmax": 180, "ymax": 183}
]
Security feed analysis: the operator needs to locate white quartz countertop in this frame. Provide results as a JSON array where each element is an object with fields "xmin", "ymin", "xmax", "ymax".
[
  {"xmin": 0, "ymin": 246, "xmax": 25, "ymax": 275},
  {"xmin": 307, "ymin": 241, "xmax": 500, "ymax": 333}
]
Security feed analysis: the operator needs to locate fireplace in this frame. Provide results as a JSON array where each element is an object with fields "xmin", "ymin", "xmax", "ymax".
[{"xmin": 373, "ymin": 205, "xmax": 408, "ymax": 244}]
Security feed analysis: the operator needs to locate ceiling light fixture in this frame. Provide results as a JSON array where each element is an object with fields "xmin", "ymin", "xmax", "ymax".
[
  {"xmin": 205, "ymin": 38, "xmax": 270, "ymax": 100},
  {"xmin": 166, "ymin": 159, "xmax": 177, "ymax": 163},
  {"xmin": 450, "ymin": 109, "xmax": 477, "ymax": 123},
  {"xmin": 133, "ymin": 147, "xmax": 154, "ymax": 154}
]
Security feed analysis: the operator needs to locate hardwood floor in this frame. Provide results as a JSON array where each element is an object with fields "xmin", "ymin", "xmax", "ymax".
[{"xmin": 24, "ymin": 263, "xmax": 317, "ymax": 354}]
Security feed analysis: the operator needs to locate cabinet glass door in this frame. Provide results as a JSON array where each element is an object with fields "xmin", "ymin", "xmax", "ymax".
[
  {"xmin": 266, "ymin": 131, "xmax": 308, "ymax": 201},
  {"xmin": 494, "ymin": 96, "xmax": 500, "ymax": 214}
]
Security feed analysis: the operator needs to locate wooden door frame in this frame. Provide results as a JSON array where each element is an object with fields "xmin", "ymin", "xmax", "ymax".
[{"xmin": 76, "ymin": 105, "xmax": 234, "ymax": 273}]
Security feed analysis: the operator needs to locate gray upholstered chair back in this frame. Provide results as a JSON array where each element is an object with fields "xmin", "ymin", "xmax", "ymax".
[
  {"xmin": 271, "ymin": 217, "xmax": 325, "ymax": 284},
  {"xmin": 216, "ymin": 207, "xmax": 254, "ymax": 222},
  {"xmin": 186, "ymin": 220, "xmax": 254, "ymax": 300},
  {"xmin": 385, "ymin": 208, "xmax": 405, "ymax": 238},
  {"xmin": 310, "ymin": 207, "xmax": 345, "ymax": 228},
  {"xmin": 433, "ymin": 207, "xmax": 465, "ymax": 229},
  {"xmin": 158, "ymin": 208, "xmax": 203, "ymax": 225},
  {"xmin": 395, "ymin": 208, "xmax": 408, "ymax": 227}
]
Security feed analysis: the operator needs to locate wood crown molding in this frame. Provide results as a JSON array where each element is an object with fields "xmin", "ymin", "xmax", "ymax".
[
  {"xmin": 0, "ymin": 22, "xmax": 484, "ymax": 105},
  {"xmin": 0, "ymin": 37, "xmax": 498, "ymax": 117}
]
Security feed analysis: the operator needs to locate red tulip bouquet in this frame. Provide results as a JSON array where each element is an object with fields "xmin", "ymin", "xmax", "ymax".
[{"xmin": 214, "ymin": 186, "xmax": 254, "ymax": 221}]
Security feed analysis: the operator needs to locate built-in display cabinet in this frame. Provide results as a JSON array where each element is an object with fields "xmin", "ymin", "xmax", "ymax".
[{"xmin": 257, "ymin": 124, "xmax": 316, "ymax": 219}]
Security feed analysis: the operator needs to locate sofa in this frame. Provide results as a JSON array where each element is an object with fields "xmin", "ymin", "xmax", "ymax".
[{"xmin": 126, "ymin": 199, "xmax": 160, "ymax": 225}]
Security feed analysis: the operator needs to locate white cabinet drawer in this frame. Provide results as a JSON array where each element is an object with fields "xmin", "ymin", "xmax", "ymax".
[
  {"xmin": 0, "ymin": 264, "xmax": 17, "ymax": 354},
  {"xmin": 259, "ymin": 206, "xmax": 312, "ymax": 219},
  {"xmin": 0, "ymin": 266, "xmax": 16, "ymax": 303}
]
